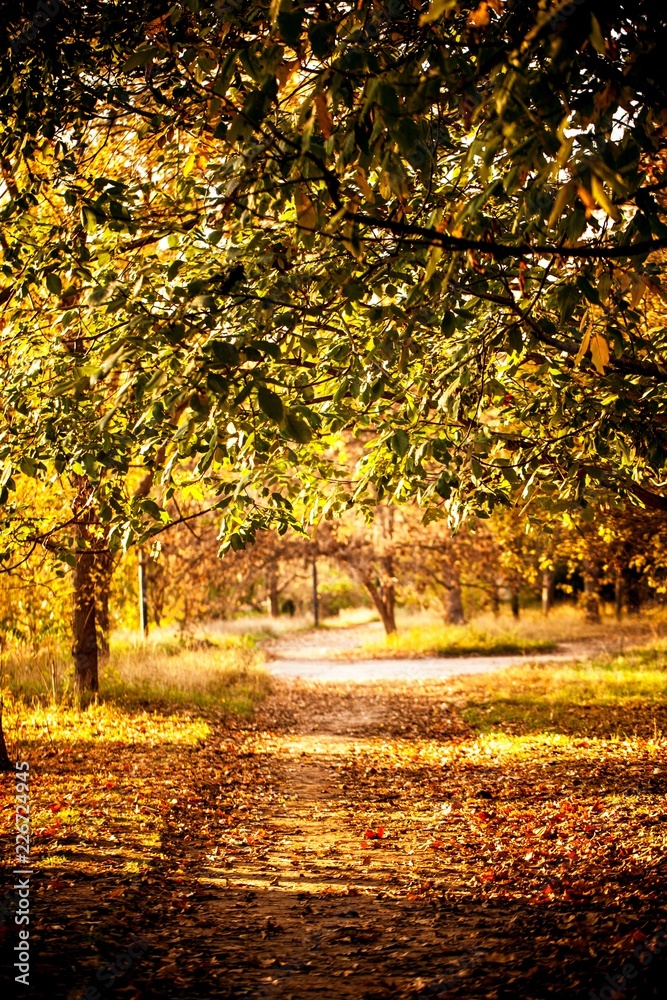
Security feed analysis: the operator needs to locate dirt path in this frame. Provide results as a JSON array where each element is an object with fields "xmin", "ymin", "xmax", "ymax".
[
  {"xmin": 7, "ymin": 678, "xmax": 665, "ymax": 1000},
  {"xmin": 116, "ymin": 684, "xmax": 664, "ymax": 998},
  {"xmin": 263, "ymin": 623, "xmax": 629, "ymax": 682},
  {"xmin": 156, "ymin": 686, "xmax": 517, "ymax": 1000}
]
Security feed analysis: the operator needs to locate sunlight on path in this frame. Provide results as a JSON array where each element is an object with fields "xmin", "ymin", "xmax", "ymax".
[{"xmin": 265, "ymin": 648, "xmax": 583, "ymax": 682}]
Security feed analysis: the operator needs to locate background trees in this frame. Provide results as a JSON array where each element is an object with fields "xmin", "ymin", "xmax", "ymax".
[{"xmin": 2, "ymin": 2, "xmax": 667, "ymax": 684}]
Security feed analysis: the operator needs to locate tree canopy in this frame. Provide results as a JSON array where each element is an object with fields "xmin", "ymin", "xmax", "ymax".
[{"xmin": 2, "ymin": 0, "xmax": 667, "ymax": 565}]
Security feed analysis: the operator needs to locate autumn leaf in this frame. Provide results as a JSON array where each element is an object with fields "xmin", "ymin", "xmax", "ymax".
[
  {"xmin": 295, "ymin": 185, "xmax": 317, "ymax": 232},
  {"xmin": 589, "ymin": 332, "xmax": 610, "ymax": 374},
  {"xmin": 468, "ymin": 2, "xmax": 491, "ymax": 27},
  {"xmin": 314, "ymin": 94, "xmax": 333, "ymax": 139}
]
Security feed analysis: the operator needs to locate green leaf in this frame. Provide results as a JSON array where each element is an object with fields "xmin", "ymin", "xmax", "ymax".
[
  {"xmin": 441, "ymin": 311, "xmax": 456, "ymax": 336},
  {"xmin": 46, "ymin": 273, "xmax": 62, "ymax": 296},
  {"xmin": 420, "ymin": 0, "xmax": 458, "ymax": 25},
  {"xmin": 277, "ymin": 10, "xmax": 305, "ymax": 47},
  {"xmin": 308, "ymin": 20, "xmax": 337, "ymax": 58},
  {"xmin": 283, "ymin": 410, "xmax": 312, "ymax": 443},
  {"xmin": 390, "ymin": 429, "xmax": 410, "ymax": 457},
  {"xmin": 589, "ymin": 14, "xmax": 606, "ymax": 55},
  {"xmin": 257, "ymin": 386, "xmax": 284, "ymax": 423},
  {"xmin": 140, "ymin": 498, "xmax": 163, "ymax": 521},
  {"xmin": 210, "ymin": 341, "xmax": 240, "ymax": 366},
  {"xmin": 80, "ymin": 207, "xmax": 98, "ymax": 234},
  {"xmin": 122, "ymin": 47, "xmax": 160, "ymax": 73}
]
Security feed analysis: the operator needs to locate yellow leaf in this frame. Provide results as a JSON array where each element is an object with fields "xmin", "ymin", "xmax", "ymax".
[
  {"xmin": 591, "ymin": 174, "xmax": 621, "ymax": 222},
  {"xmin": 589, "ymin": 13, "xmax": 606, "ymax": 55},
  {"xmin": 269, "ymin": 0, "xmax": 282, "ymax": 23},
  {"xmin": 556, "ymin": 136, "xmax": 574, "ymax": 168},
  {"xmin": 314, "ymin": 94, "xmax": 333, "ymax": 139},
  {"xmin": 589, "ymin": 332, "xmax": 610, "ymax": 374},
  {"xmin": 629, "ymin": 274, "xmax": 648, "ymax": 308},
  {"xmin": 276, "ymin": 60, "xmax": 299, "ymax": 91},
  {"xmin": 420, "ymin": 0, "xmax": 458, "ymax": 25},
  {"xmin": 548, "ymin": 183, "xmax": 575, "ymax": 228},
  {"xmin": 182, "ymin": 153, "xmax": 196, "ymax": 178},
  {"xmin": 423, "ymin": 246, "xmax": 443, "ymax": 284},
  {"xmin": 355, "ymin": 168, "xmax": 375, "ymax": 204},
  {"xmin": 577, "ymin": 183, "xmax": 597, "ymax": 217},
  {"xmin": 295, "ymin": 186, "xmax": 317, "ymax": 232},
  {"xmin": 575, "ymin": 331, "xmax": 591, "ymax": 366}
]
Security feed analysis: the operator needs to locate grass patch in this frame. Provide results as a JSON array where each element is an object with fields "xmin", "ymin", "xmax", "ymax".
[
  {"xmin": 362, "ymin": 623, "xmax": 556, "ymax": 659},
  {"xmin": 2, "ymin": 631, "xmax": 271, "ymax": 713},
  {"xmin": 449, "ymin": 645, "xmax": 667, "ymax": 736}
]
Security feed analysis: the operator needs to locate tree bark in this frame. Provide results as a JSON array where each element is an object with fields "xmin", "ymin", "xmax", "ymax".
[
  {"xmin": 312, "ymin": 554, "xmax": 320, "ymax": 627},
  {"xmin": 95, "ymin": 548, "xmax": 113, "ymax": 661},
  {"xmin": 510, "ymin": 586, "xmax": 520, "ymax": 620},
  {"xmin": 541, "ymin": 569, "xmax": 556, "ymax": 616},
  {"xmin": 361, "ymin": 566, "xmax": 397, "ymax": 635},
  {"xmin": 72, "ymin": 543, "xmax": 99, "ymax": 694},
  {"xmin": 441, "ymin": 568, "xmax": 465, "ymax": 624},
  {"xmin": 0, "ymin": 702, "xmax": 12, "ymax": 771},
  {"xmin": 267, "ymin": 561, "xmax": 280, "ymax": 617},
  {"xmin": 0, "ymin": 635, "xmax": 12, "ymax": 770},
  {"xmin": 581, "ymin": 562, "xmax": 601, "ymax": 623},
  {"xmin": 71, "ymin": 479, "xmax": 99, "ymax": 694},
  {"xmin": 614, "ymin": 571, "xmax": 624, "ymax": 622},
  {"xmin": 625, "ymin": 570, "xmax": 642, "ymax": 615}
]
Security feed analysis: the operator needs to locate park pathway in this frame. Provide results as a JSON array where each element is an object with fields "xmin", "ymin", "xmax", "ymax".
[
  {"xmin": 162, "ymin": 682, "xmax": 533, "ymax": 999},
  {"xmin": 111, "ymin": 679, "xmax": 655, "ymax": 1000},
  {"xmin": 10, "ymin": 648, "xmax": 665, "ymax": 1000}
]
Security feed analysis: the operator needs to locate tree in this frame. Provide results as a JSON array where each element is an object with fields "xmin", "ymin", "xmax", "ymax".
[
  {"xmin": 323, "ymin": 509, "xmax": 400, "ymax": 634},
  {"xmin": 3, "ymin": 1, "xmax": 667, "ymax": 683}
]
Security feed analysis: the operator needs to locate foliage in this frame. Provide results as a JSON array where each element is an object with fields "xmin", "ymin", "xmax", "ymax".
[{"xmin": 3, "ymin": 1, "xmax": 667, "ymax": 567}]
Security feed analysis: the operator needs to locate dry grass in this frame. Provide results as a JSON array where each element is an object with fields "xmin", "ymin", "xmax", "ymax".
[
  {"xmin": 358, "ymin": 605, "xmax": 664, "ymax": 659},
  {"xmin": 1, "ymin": 631, "xmax": 271, "ymax": 712}
]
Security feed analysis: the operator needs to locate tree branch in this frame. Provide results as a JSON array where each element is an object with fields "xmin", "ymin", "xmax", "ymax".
[{"xmin": 347, "ymin": 212, "xmax": 667, "ymax": 261}]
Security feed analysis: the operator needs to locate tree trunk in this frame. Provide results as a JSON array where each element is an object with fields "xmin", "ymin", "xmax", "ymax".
[
  {"xmin": 581, "ymin": 562, "xmax": 601, "ymax": 623},
  {"xmin": 361, "ymin": 573, "xmax": 396, "ymax": 635},
  {"xmin": 0, "ymin": 702, "xmax": 12, "ymax": 771},
  {"xmin": 614, "ymin": 571, "xmax": 624, "ymax": 622},
  {"xmin": 541, "ymin": 569, "xmax": 556, "ymax": 616},
  {"xmin": 267, "ymin": 561, "xmax": 280, "ymax": 617},
  {"xmin": 72, "ymin": 544, "xmax": 99, "ymax": 694},
  {"xmin": 490, "ymin": 583, "xmax": 500, "ymax": 617},
  {"xmin": 625, "ymin": 571, "xmax": 642, "ymax": 615},
  {"xmin": 441, "ymin": 568, "xmax": 465, "ymax": 624},
  {"xmin": 312, "ymin": 554, "xmax": 319, "ymax": 627},
  {"xmin": 0, "ymin": 636, "xmax": 12, "ymax": 770},
  {"xmin": 71, "ymin": 479, "xmax": 99, "ymax": 695},
  {"xmin": 510, "ymin": 587, "xmax": 520, "ymax": 620},
  {"xmin": 95, "ymin": 548, "xmax": 113, "ymax": 661}
]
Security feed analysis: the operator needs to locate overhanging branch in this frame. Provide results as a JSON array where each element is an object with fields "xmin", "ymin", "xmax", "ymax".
[{"xmin": 347, "ymin": 212, "xmax": 667, "ymax": 261}]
